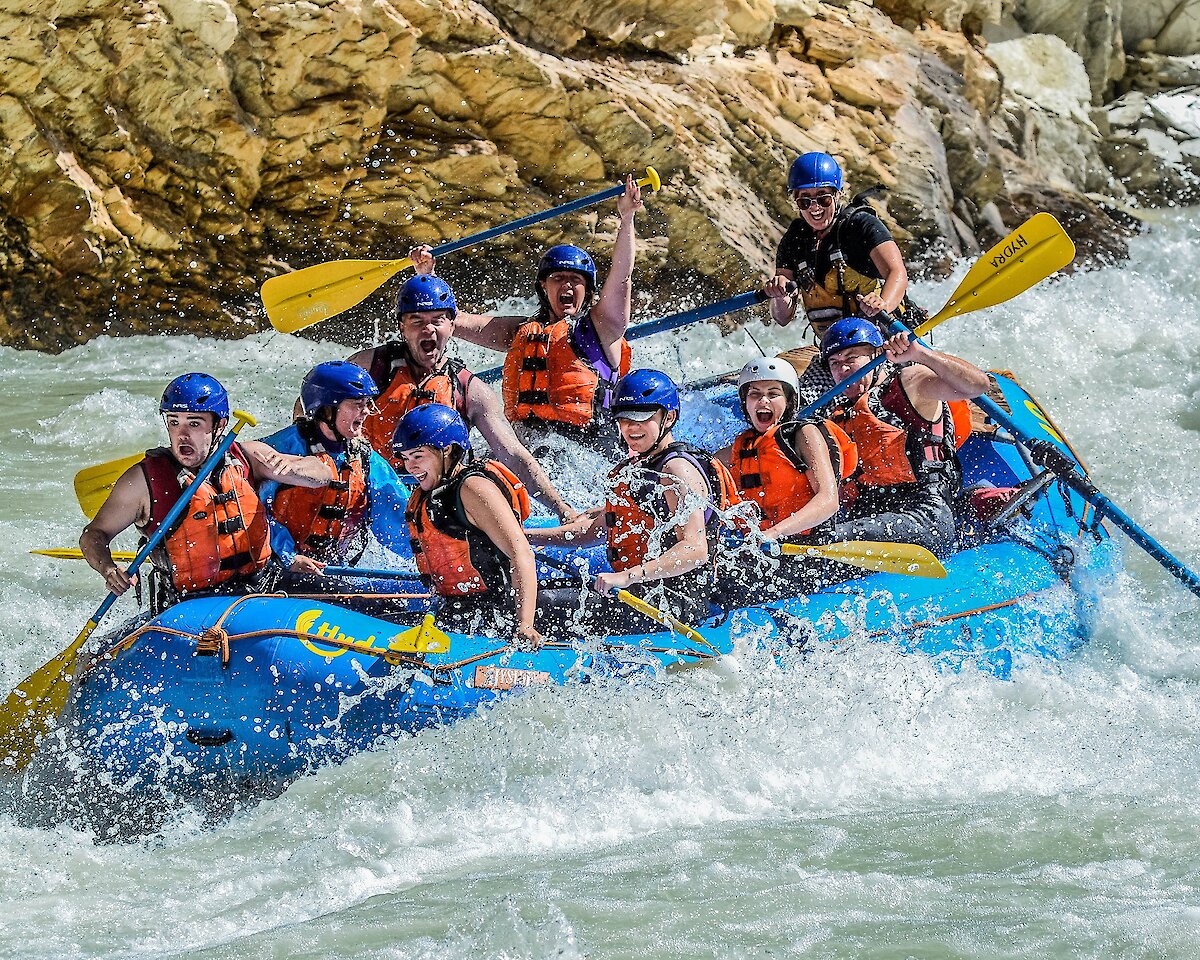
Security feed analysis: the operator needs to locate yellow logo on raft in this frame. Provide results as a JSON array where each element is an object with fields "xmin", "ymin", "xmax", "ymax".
[
  {"xmin": 294, "ymin": 608, "xmax": 450, "ymax": 658},
  {"xmin": 1023, "ymin": 400, "xmax": 1065, "ymax": 443}
]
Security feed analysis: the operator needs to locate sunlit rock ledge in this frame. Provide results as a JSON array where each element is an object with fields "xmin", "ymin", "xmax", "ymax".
[{"xmin": 0, "ymin": 0, "xmax": 1194, "ymax": 351}]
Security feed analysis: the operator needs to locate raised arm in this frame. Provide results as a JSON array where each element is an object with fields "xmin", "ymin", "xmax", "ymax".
[
  {"xmin": 465, "ymin": 377, "xmax": 576, "ymax": 520},
  {"xmin": 885, "ymin": 332, "xmax": 989, "ymax": 414},
  {"xmin": 406, "ymin": 245, "xmax": 524, "ymax": 352},
  {"xmin": 79, "ymin": 465, "xmax": 150, "ymax": 596},
  {"xmin": 590, "ymin": 175, "xmax": 642, "ymax": 348}
]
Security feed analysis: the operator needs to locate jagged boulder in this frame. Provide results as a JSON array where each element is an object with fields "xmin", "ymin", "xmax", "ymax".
[{"xmin": 0, "ymin": 0, "xmax": 1147, "ymax": 351}]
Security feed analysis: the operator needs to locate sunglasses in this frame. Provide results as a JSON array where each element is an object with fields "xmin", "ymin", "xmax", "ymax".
[{"xmin": 794, "ymin": 193, "xmax": 836, "ymax": 210}]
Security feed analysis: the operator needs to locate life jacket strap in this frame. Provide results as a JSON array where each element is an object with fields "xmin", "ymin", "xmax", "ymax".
[{"xmin": 216, "ymin": 515, "xmax": 245, "ymax": 535}]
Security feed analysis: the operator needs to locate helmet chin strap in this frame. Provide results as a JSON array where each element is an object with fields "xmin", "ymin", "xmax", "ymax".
[
  {"xmin": 647, "ymin": 409, "xmax": 676, "ymax": 456},
  {"xmin": 314, "ymin": 405, "xmax": 349, "ymax": 444}
]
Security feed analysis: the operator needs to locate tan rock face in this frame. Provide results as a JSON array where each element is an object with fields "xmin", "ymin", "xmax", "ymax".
[{"xmin": 0, "ymin": 0, "xmax": 1146, "ymax": 351}]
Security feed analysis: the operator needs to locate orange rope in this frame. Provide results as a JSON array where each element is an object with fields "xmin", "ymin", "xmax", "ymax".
[{"xmin": 864, "ymin": 588, "xmax": 1057, "ymax": 639}]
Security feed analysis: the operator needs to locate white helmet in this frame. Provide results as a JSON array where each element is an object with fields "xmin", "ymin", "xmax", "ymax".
[{"xmin": 737, "ymin": 357, "xmax": 800, "ymax": 396}]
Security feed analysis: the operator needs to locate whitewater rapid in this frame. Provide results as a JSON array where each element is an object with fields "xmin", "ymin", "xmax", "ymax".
[{"xmin": 0, "ymin": 212, "xmax": 1197, "ymax": 957}]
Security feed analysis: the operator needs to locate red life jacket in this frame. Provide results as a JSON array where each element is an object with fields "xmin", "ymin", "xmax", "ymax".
[
  {"xmin": 832, "ymin": 371, "xmax": 972, "ymax": 493},
  {"xmin": 731, "ymin": 420, "xmax": 858, "ymax": 529},
  {"xmin": 502, "ymin": 312, "xmax": 632, "ymax": 428},
  {"xmin": 405, "ymin": 459, "xmax": 531, "ymax": 597},
  {"xmin": 604, "ymin": 442, "xmax": 738, "ymax": 572},
  {"xmin": 140, "ymin": 444, "xmax": 272, "ymax": 594},
  {"xmin": 362, "ymin": 343, "xmax": 473, "ymax": 468},
  {"xmin": 272, "ymin": 423, "xmax": 371, "ymax": 563}
]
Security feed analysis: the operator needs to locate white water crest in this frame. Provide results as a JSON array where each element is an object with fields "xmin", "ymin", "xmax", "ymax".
[{"xmin": 0, "ymin": 214, "xmax": 1199, "ymax": 957}]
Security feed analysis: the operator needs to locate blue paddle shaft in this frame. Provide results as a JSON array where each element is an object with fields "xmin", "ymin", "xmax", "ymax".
[
  {"xmin": 323, "ymin": 566, "xmax": 418, "ymax": 580},
  {"xmin": 814, "ymin": 318, "xmax": 1200, "ymax": 599},
  {"xmin": 431, "ymin": 180, "xmax": 633, "ymax": 261},
  {"xmin": 977, "ymin": 398, "xmax": 1200, "ymax": 599},
  {"xmin": 84, "ymin": 421, "xmax": 249, "ymax": 632},
  {"xmin": 476, "ymin": 289, "xmax": 769, "ymax": 384},
  {"xmin": 795, "ymin": 345, "xmax": 888, "ymax": 420}
]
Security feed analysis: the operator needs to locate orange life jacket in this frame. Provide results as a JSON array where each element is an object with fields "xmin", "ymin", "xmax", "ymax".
[
  {"xmin": 502, "ymin": 312, "xmax": 632, "ymax": 428},
  {"xmin": 140, "ymin": 444, "xmax": 272, "ymax": 595},
  {"xmin": 731, "ymin": 420, "xmax": 858, "ymax": 529},
  {"xmin": 405, "ymin": 459, "xmax": 531, "ymax": 597},
  {"xmin": 363, "ymin": 343, "xmax": 473, "ymax": 467},
  {"xmin": 604, "ymin": 442, "xmax": 738, "ymax": 572},
  {"xmin": 832, "ymin": 372, "xmax": 971, "ymax": 491},
  {"xmin": 272, "ymin": 423, "xmax": 371, "ymax": 563}
]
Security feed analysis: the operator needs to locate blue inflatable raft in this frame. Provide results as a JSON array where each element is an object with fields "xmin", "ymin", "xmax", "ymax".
[{"xmin": 25, "ymin": 372, "xmax": 1120, "ymax": 832}]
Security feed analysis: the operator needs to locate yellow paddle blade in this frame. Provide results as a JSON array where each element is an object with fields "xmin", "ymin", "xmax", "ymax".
[
  {"xmin": 31, "ymin": 548, "xmax": 137, "ymax": 562},
  {"xmin": 781, "ymin": 540, "xmax": 947, "ymax": 579},
  {"xmin": 385, "ymin": 613, "xmax": 452, "ymax": 655},
  {"xmin": 916, "ymin": 213, "xmax": 1075, "ymax": 336},
  {"xmin": 0, "ymin": 619, "xmax": 98, "ymax": 769},
  {"xmin": 262, "ymin": 256, "xmax": 413, "ymax": 333},
  {"xmin": 615, "ymin": 589, "xmax": 707, "ymax": 644},
  {"xmin": 73, "ymin": 452, "xmax": 145, "ymax": 519}
]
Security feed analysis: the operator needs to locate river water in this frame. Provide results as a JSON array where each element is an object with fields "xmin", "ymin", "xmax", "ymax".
[{"xmin": 0, "ymin": 213, "xmax": 1198, "ymax": 958}]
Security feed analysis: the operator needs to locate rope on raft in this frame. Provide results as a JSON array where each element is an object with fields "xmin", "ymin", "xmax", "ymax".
[{"xmin": 87, "ymin": 591, "xmax": 720, "ymax": 680}]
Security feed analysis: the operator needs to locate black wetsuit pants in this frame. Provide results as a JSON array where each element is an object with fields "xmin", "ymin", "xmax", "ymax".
[{"xmin": 833, "ymin": 484, "xmax": 957, "ymax": 558}]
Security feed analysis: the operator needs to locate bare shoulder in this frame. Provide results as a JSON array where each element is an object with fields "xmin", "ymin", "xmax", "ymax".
[
  {"xmin": 92, "ymin": 462, "xmax": 152, "ymax": 532},
  {"xmin": 663, "ymin": 453, "xmax": 708, "ymax": 492}
]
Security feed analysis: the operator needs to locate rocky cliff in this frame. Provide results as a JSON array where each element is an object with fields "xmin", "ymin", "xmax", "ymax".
[{"xmin": 1, "ymin": 0, "xmax": 1197, "ymax": 350}]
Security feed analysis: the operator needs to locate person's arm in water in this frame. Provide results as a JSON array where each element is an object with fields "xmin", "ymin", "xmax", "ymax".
[
  {"xmin": 464, "ymin": 376, "xmax": 576, "ymax": 521},
  {"xmin": 405, "ymin": 245, "xmax": 524, "ymax": 352},
  {"xmin": 594, "ymin": 458, "xmax": 710, "ymax": 594},
  {"xmin": 79, "ymin": 466, "xmax": 151, "ymax": 596},
  {"xmin": 858, "ymin": 240, "xmax": 908, "ymax": 317},
  {"xmin": 760, "ymin": 423, "xmax": 840, "ymax": 541},
  {"xmin": 241, "ymin": 440, "xmax": 334, "ymax": 487},
  {"xmin": 590, "ymin": 174, "xmax": 642, "ymax": 351},
  {"xmin": 459, "ymin": 475, "xmax": 542, "ymax": 647}
]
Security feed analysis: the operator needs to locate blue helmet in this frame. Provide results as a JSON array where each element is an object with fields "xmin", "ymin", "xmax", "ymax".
[
  {"xmin": 300, "ymin": 361, "xmax": 379, "ymax": 418},
  {"xmin": 396, "ymin": 274, "xmax": 457, "ymax": 319},
  {"xmin": 820, "ymin": 317, "xmax": 884, "ymax": 362},
  {"xmin": 787, "ymin": 151, "xmax": 844, "ymax": 192},
  {"xmin": 612, "ymin": 369, "xmax": 680, "ymax": 419},
  {"xmin": 537, "ymin": 244, "xmax": 596, "ymax": 298},
  {"xmin": 160, "ymin": 373, "xmax": 229, "ymax": 420},
  {"xmin": 391, "ymin": 403, "xmax": 471, "ymax": 455}
]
